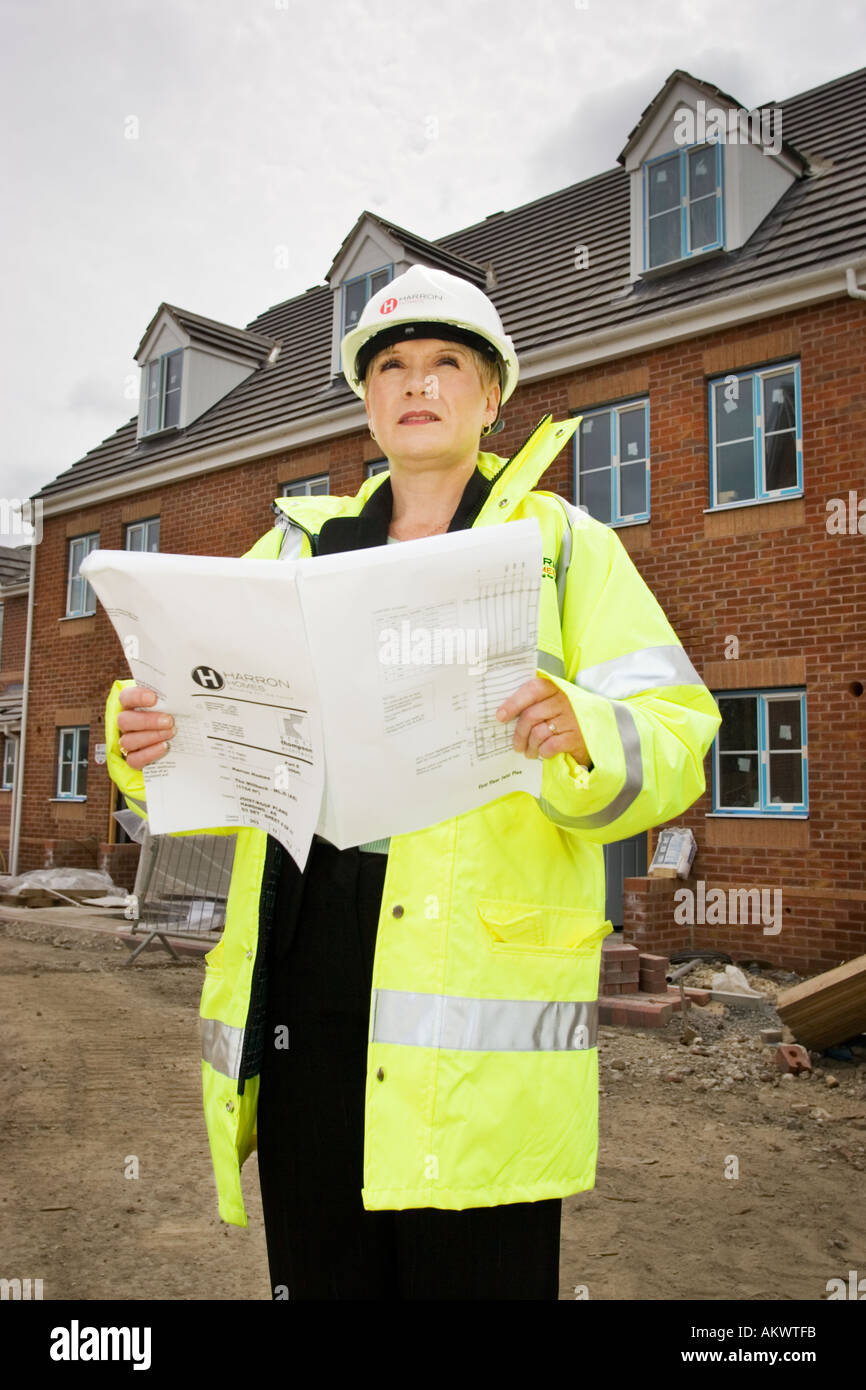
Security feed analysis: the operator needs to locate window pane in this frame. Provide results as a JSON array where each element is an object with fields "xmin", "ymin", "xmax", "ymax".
[
  {"xmin": 163, "ymin": 353, "xmax": 182, "ymax": 428},
  {"xmin": 716, "ymin": 440, "xmax": 755, "ymax": 502},
  {"xmin": 689, "ymin": 195, "xmax": 717, "ymax": 249},
  {"xmin": 147, "ymin": 518, "xmax": 160, "ymax": 551},
  {"xmin": 619, "ymin": 408, "xmax": 646, "ymax": 462},
  {"xmin": 688, "ymin": 147, "xmax": 715, "ymax": 199},
  {"xmin": 769, "ymin": 752, "xmax": 802, "ymax": 804},
  {"xmin": 719, "ymin": 753, "xmax": 760, "ymax": 808},
  {"xmin": 648, "ymin": 157, "xmax": 680, "ymax": 215},
  {"xmin": 308, "ymin": 479, "xmax": 329, "ymax": 495},
  {"xmin": 718, "ymin": 697, "xmax": 757, "ymax": 751},
  {"xmin": 763, "ymin": 372, "xmax": 795, "ymax": 434},
  {"xmin": 619, "ymin": 462, "xmax": 646, "ymax": 516},
  {"xmin": 343, "ymin": 279, "xmax": 367, "ymax": 331},
  {"xmin": 69, "ymin": 574, "xmax": 83, "ymax": 614},
  {"xmin": 76, "ymin": 729, "xmax": 89, "ymax": 796},
  {"xmin": 764, "ymin": 430, "xmax": 797, "ymax": 490},
  {"xmin": 370, "ymin": 268, "xmax": 390, "ymax": 295},
  {"xmin": 145, "ymin": 361, "xmax": 161, "ymax": 432},
  {"xmin": 649, "ymin": 209, "xmax": 680, "ymax": 266},
  {"xmin": 127, "ymin": 525, "xmax": 143, "ymax": 551},
  {"xmin": 581, "ymin": 467, "xmax": 611, "ymax": 524},
  {"xmin": 579, "ymin": 414, "xmax": 610, "ymax": 472},
  {"xmin": 768, "ymin": 699, "xmax": 801, "ymax": 750},
  {"xmin": 714, "ymin": 379, "xmax": 754, "ymax": 444}
]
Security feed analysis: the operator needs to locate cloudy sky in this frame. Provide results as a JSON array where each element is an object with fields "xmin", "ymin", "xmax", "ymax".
[{"xmin": 2, "ymin": 0, "xmax": 864, "ymax": 544}]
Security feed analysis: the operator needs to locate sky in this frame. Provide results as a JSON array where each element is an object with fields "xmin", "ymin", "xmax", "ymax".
[{"xmin": 2, "ymin": 0, "xmax": 864, "ymax": 545}]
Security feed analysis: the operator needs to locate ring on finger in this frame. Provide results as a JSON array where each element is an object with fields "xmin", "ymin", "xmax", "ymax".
[{"xmin": 547, "ymin": 721, "xmax": 557, "ymax": 735}]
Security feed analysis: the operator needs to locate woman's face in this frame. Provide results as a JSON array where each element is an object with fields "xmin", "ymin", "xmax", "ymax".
[{"xmin": 363, "ymin": 337, "xmax": 500, "ymax": 471}]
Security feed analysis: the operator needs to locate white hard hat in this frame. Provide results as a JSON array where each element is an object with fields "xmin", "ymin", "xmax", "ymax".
[{"xmin": 340, "ymin": 264, "xmax": 519, "ymax": 412}]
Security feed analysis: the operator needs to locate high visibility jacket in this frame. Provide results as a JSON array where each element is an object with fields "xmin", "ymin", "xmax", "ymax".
[{"xmin": 104, "ymin": 413, "xmax": 721, "ymax": 1227}]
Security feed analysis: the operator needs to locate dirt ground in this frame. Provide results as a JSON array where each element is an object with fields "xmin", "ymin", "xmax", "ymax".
[{"xmin": 1, "ymin": 912, "xmax": 864, "ymax": 1302}]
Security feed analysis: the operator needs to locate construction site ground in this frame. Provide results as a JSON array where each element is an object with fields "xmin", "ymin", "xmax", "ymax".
[{"xmin": 2, "ymin": 911, "xmax": 864, "ymax": 1303}]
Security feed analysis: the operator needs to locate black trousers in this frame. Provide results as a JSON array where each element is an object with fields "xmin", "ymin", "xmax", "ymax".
[{"xmin": 256, "ymin": 838, "xmax": 562, "ymax": 1300}]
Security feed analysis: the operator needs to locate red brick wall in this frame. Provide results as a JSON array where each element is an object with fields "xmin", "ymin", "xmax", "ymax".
[
  {"xmin": 1, "ymin": 590, "xmax": 28, "ymax": 670},
  {"xmin": 18, "ymin": 297, "xmax": 866, "ymax": 970}
]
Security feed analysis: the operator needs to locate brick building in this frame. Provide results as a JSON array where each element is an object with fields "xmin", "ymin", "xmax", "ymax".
[{"xmin": 19, "ymin": 65, "xmax": 866, "ymax": 972}]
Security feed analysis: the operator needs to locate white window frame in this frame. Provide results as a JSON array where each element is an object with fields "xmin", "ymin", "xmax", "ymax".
[
  {"xmin": 66, "ymin": 534, "xmax": 99, "ymax": 617},
  {"xmin": 125, "ymin": 517, "xmax": 160, "ymax": 552},
  {"xmin": 1, "ymin": 735, "xmax": 17, "ymax": 790},
  {"xmin": 366, "ymin": 460, "xmax": 389, "ymax": 478},
  {"xmin": 141, "ymin": 349, "xmax": 183, "ymax": 436},
  {"xmin": 281, "ymin": 475, "xmax": 329, "ymax": 497},
  {"xmin": 341, "ymin": 264, "xmax": 394, "ymax": 336},
  {"xmin": 56, "ymin": 725, "xmax": 89, "ymax": 800}
]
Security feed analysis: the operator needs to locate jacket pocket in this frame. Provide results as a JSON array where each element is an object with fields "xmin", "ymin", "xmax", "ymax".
[{"xmin": 477, "ymin": 897, "xmax": 612, "ymax": 958}]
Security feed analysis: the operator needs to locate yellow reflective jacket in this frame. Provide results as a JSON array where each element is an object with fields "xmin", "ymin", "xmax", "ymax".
[{"xmin": 104, "ymin": 414, "xmax": 721, "ymax": 1227}]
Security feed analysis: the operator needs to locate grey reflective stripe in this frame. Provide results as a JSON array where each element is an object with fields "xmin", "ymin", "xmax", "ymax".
[
  {"xmin": 370, "ymin": 989, "xmax": 598, "ymax": 1051},
  {"xmin": 278, "ymin": 523, "xmax": 304, "ymax": 562},
  {"xmin": 555, "ymin": 500, "xmax": 573, "ymax": 619},
  {"xmin": 538, "ymin": 701, "xmax": 643, "ymax": 829},
  {"xmin": 536, "ymin": 649, "xmax": 566, "ymax": 679},
  {"xmin": 577, "ymin": 644, "xmax": 704, "ymax": 699},
  {"xmin": 201, "ymin": 1017, "xmax": 245, "ymax": 1080}
]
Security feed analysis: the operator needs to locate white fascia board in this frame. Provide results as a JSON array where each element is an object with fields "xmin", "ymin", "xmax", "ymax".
[{"xmin": 38, "ymin": 257, "xmax": 866, "ymax": 518}]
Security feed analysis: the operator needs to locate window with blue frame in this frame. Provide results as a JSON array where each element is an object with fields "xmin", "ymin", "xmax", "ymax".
[
  {"xmin": 56, "ymin": 725, "xmax": 89, "ymax": 799},
  {"xmin": 125, "ymin": 517, "xmax": 160, "ymax": 552},
  {"xmin": 573, "ymin": 401, "xmax": 649, "ymax": 525},
  {"xmin": 644, "ymin": 143, "xmax": 723, "ymax": 269},
  {"xmin": 282, "ymin": 475, "xmax": 329, "ymax": 497},
  {"xmin": 711, "ymin": 690, "xmax": 807, "ymax": 815},
  {"xmin": 66, "ymin": 534, "xmax": 99, "ymax": 616},
  {"xmin": 709, "ymin": 361, "xmax": 802, "ymax": 507},
  {"xmin": 342, "ymin": 265, "xmax": 393, "ymax": 334},
  {"xmin": 141, "ymin": 349, "xmax": 183, "ymax": 435}
]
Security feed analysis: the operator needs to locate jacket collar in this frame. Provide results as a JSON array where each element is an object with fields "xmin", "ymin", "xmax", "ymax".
[
  {"xmin": 271, "ymin": 413, "xmax": 581, "ymax": 556},
  {"xmin": 317, "ymin": 458, "xmax": 494, "ymax": 555}
]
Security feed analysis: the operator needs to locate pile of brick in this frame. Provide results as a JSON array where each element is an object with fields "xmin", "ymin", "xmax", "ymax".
[{"xmin": 599, "ymin": 935, "xmax": 710, "ymax": 1028}]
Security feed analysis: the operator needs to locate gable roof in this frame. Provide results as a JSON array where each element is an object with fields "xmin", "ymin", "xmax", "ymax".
[
  {"xmin": 0, "ymin": 546, "xmax": 31, "ymax": 589},
  {"xmin": 34, "ymin": 63, "xmax": 866, "ymax": 504},
  {"xmin": 134, "ymin": 303, "xmax": 281, "ymax": 365},
  {"xmin": 325, "ymin": 209, "xmax": 489, "ymax": 287}
]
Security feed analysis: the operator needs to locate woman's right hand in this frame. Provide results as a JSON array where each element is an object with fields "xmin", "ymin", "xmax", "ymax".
[{"xmin": 117, "ymin": 686, "xmax": 176, "ymax": 770}]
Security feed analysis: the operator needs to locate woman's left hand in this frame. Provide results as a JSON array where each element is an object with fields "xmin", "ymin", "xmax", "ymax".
[{"xmin": 495, "ymin": 677, "xmax": 591, "ymax": 764}]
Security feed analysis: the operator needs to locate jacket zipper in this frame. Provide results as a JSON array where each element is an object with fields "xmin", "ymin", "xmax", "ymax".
[{"xmin": 270, "ymin": 501, "xmax": 319, "ymax": 557}]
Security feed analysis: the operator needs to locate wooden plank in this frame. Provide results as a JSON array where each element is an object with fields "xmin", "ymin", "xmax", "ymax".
[{"xmin": 776, "ymin": 954, "xmax": 866, "ymax": 1048}]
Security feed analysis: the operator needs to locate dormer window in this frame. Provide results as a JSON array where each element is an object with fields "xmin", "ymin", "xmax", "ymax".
[
  {"xmin": 342, "ymin": 265, "xmax": 393, "ymax": 334},
  {"xmin": 644, "ymin": 142, "xmax": 723, "ymax": 269},
  {"xmin": 142, "ymin": 349, "xmax": 183, "ymax": 435}
]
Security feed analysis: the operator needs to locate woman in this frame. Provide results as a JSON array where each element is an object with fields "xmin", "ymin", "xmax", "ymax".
[{"xmin": 108, "ymin": 265, "xmax": 721, "ymax": 1300}]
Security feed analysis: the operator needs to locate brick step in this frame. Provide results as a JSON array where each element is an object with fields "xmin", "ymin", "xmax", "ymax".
[{"xmin": 598, "ymin": 992, "xmax": 680, "ymax": 1027}]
